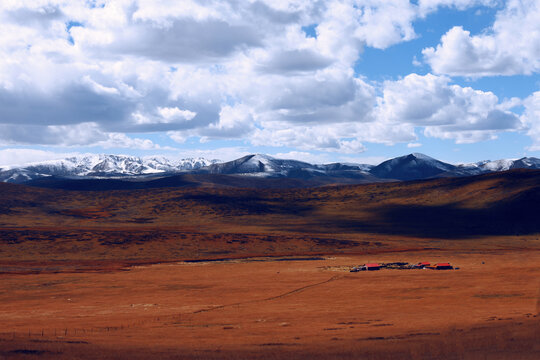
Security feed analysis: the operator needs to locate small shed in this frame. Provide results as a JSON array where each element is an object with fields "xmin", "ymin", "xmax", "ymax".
[
  {"xmin": 434, "ymin": 263, "xmax": 453, "ymax": 270},
  {"xmin": 365, "ymin": 263, "xmax": 381, "ymax": 271},
  {"xmin": 414, "ymin": 262, "xmax": 431, "ymax": 269},
  {"xmin": 426, "ymin": 262, "xmax": 453, "ymax": 270}
]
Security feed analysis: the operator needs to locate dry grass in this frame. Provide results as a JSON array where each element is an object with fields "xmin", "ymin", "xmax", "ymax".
[
  {"xmin": 0, "ymin": 170, "xmax": 539, "ymax": 358},
  {"xmin": 0, "ymin": 252, "xmax": 539, "ymax": 359},
  {"xmin": 1, "ymin": 170, "xmax": 539, "ymax": 264}
]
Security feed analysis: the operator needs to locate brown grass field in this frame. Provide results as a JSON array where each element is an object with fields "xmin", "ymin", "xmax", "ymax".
[{"xmin": 0, "ymin": 170, "xmax": 539, "ymax": 359}]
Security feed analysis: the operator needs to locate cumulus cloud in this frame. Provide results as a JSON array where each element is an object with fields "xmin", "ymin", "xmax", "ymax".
[
  {"xmin": 133, "ymin": 107, "xmax": 197, "ymax": 126},
  {"xmin": 200, "ymin": 104, "xmax": 255, "ymax": 139},
  {"xmin": 340, "ymin": 0, "xmax": 418, "ymax": 50},
  {"xmin": 0, "ymin": 149, "xmax": 77, "ymax": 168},
  {"xmin": 522, "ymin": 91, "xmax": 540, "ymax": 151},
  {"xmin": 97, "ymin": 132, "xmax": 172, "ymax": 150},
  {"xmin": 0, "ymin": 122, "xmax": 166, "ymax": 150},
  {"xmin": 417, "ymin": 0, "xmax": 497, "ymax": 15},
  {"xmin": 251, "ymin": 73, "xmax": 376, "ymax": 125},
  {"xmin": 257, "ymin": 49, "xmax": 333, "ymax": 74},
  {"xmin": 377, "ymin": 73, "xmax": 522, "ymax": 143},
  {"xmin": 423, "ymin": 0, "xmax": 540, "ymax": 76},
  {"xmin": 272, "ymin": 151, "xmax": 331, "ymax": 164},
  {"xmin": 0, "ymin": 84, "xmax": 134, "ymax": 126},
  {"xmin": 0, "ymin": 123, "xmax": 106, "ymax": 146},
  {"xmin": 78, "ymin": 18, "xmax": 261, "ymax": 62},
  {"xmin": 0, "ymin": 0, "xmax": 533, "ymax": 154},
  {"xmin": 170, "ymin": 146, "xmax": 253, "ymax": 162}
]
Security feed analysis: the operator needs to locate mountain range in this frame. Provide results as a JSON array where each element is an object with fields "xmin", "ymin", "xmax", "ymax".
[
  {"xmin": 1, "ymin": 153, "xmax": 539, "ymax": 188},
  {"xmin": 0, "ymin": 154, "xmax": 218, "ymax": 183}
]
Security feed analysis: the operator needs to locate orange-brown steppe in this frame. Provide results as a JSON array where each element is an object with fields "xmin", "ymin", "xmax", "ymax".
[{"xmin": 0, "ymin": 170, "xmax": 539, "ymax": 359}]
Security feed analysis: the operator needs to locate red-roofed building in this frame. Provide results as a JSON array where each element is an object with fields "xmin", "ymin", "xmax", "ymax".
[
  {"xmin": 435, "ymin": 263, "xmax": 453, "ymax": 270},
  {"xmin": 364, "ymin": 263, "xmax": 381, "ymax": 271},
  {"xmin": 427, "ymin": 263, "xmax": 453, "ymax": 270}
]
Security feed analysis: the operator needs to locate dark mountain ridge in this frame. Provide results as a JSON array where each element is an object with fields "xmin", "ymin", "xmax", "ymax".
[{"xmin": 1, "ymin": 153, "xmax": 539, "ymax": 190}]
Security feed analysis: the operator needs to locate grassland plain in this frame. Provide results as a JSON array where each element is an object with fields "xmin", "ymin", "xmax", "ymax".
[{"xmin": 0, "ymin": 169, "xmax": 539, "ymax": 359}]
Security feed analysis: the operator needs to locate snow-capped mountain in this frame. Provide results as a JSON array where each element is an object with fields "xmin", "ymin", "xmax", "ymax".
[
  {"xmin": 369, "ymin": 154, "xmax": 540, "ymax": 180},
  {"xmin": 319, "ymin": 162, "xmax": 374, "ymax": 172},
  {"xmin": 202, "ymin": 154, "xmax": 318, "ymax": 176},
  {"xmin": 456, "ymin": 157, "xmax": 540, "ymax": 175},
  {"xmin": 0, "ymin": 154, "xmax": 218, "ymax": 183},
  {"xmin": 369, "ymin": 153, "xmax": 457, "ymax": 180},
  {"xmin": 200, "ymin": 154, "xmax": 375, "ymax": 180},
  {"xmin": 1, "ymin": 153, "xmax": 539, "ymax": 185}
]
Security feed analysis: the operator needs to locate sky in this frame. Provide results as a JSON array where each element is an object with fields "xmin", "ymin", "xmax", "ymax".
[{"xmin": 0, "ymin": 0, "xmax": 539, "ymax": 167}]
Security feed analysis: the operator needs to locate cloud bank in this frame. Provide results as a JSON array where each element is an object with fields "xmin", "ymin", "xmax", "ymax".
[
  {"xmin": 423, "ymin": 0, "xmax": 540, "ymax": 76},
  {"xmin": 0, "ymin": 0, "xmax": 536, "ymax": 154}
]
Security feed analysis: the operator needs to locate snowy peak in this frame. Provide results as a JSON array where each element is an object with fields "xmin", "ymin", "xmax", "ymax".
[
  {"xmin": 459, "ymin": 157, "xmax": 540, "ymax": 174},
  {"xmin": 200, "ymin": 154, "xmax": 378, "ymax": 182},
  {"xmin": 0, "ymin": 154, "xmax": 219, "ymax": 182},
  {"xmin": 1, "ymin": 153, "xmax": 539, "ymax": 184},
  {"xmin": 410, "ymin": 153, "xmax": 436, "ymax": 161},
  {"xmin": 204, "ymin": 154, "xmax": 315, "ymax": 176},
  {"xmin": 510, "ymin": 157, "xmax": 540, "ymax": 169},
  {"xmin": 369, "ymin": 153, "xmax": 456, "ymax": 181}
]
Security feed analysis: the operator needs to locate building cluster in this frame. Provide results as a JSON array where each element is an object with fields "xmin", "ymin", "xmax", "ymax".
[{"xmin": 350, "ymin": 261, "xmax": 455, "ymax": 272}]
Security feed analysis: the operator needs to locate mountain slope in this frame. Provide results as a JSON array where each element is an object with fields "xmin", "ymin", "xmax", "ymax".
[
  {"xmin": 452, "ymin": 157, "xmax": 540, "ymax": 176},
  {"xmin": 202, "ymin": 154, "xmax": 313, "ymax": 176},
  {"xmin": 0, "ymin": 169, "xmax": 538, "ymax": 264},
  {"xmin": 1, "ymin": 153, "xmax": 539, "ymax": 186},
  {"xmin": 369, "ymin": 153, "xmax": 456, "ymax": 180},
  {"xmin": 0, "ymin": 155, "xmax": 218, "ymax": 182},
  {"xmin": 201, "ymin": 154, "xmax": 376, "ymax": 182}
]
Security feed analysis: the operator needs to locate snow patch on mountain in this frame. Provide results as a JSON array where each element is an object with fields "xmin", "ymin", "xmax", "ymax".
[
  {"xmin": 458, "ymin": 157, "xmax": 540, "ymax": 174},
  {"xmin": 204, "ymin": 154, "xmax": 314, "ymax": 176},
  {"xmin": 1, "ymin": 153, "xmax": 538, "ymax": 184},
  {"xmin": 0, "ymin": 154, "xmax": 219, "ymax": 182},
  {"xmin": 369, "ymin": 153, "xmax": 457, "ymax": 180},
  {"xmin": 464, "ymin": 159, "xmax": 516, "ymax": 172}
]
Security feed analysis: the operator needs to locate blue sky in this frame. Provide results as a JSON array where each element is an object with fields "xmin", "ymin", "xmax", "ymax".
[
  {"xmin": 353, "ymin": 3, "xmax": 539, "ymax": 163},
  {"xmin": 0, "ymin": 0, "xmax": 539, "ymax": 167}
]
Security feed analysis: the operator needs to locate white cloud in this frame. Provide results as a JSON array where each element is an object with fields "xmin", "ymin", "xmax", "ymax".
[
  {"xmin": 0, "ymin": 148, "xmax": 76, "ymax": 168},
  {"xmin": 417, "ymin": 0, "xmax": 497, "ymax": 15},
  {"xmin": 272, "ymin": 151, "xmax": 330, "ymax": 164},
  {"xmin": 82, "ymin": 75, "xmax": 120, "ymax": 95},
  {"xmin": 0, "ymin": 123, "xmax": 107, "ymax": 146},
  {"xmin": 250, "ymin": 73, "xmax": 377, "ymax": 125},
  {"xmin": 351, "ymin": 0, "xmax": 417, "ymax": 49},
  {"xmin": 200, "ymin": 104, "xmax": 255, "ymax": 139},
  {"xmin": 80, "ymin": 18, "xmax": 261, "ymax": 62},
  {"xmin": 257, "ymin": 49, "xmax": 333, "ymax": 74},
  {"xmin": 376, "ymin": 73, "xmax": 521, "ymax": 143},
  {"xmin": 338, "ymin": 155, "xmax": 387, "ymax": 165},
  {"xmin": 423, "ymin": 0, "xmax": 540, "ymax": 76},
  {"xmin": 170, "ymin": 146, "xmax": 252, "ymax": 162},
  {"xmin": 251, "ymin": 123, "xmax": 369, "ymax": 153},
  {"xmin": 0, "ymin": 122, "xmax": 168, "ymax": 150},
  {"xmin": 0, "ymin": 0, "xmax": 533, "ymax": 155},
  {"xmin": 137, "ymin": 107, "xmax": 198, "ymax": 125},
  {"xmin": 407, "ymin": 142, "xmax": 422, "ymax": 148},
  {"xmin": 270, "ymin": 151, "xmax": 385, "ymax": 165},
  {"xmin": 522, "ymin": 91, "xmax": 540, "ymax": 151},
  {"xmin": 96, "ymin": 133, "xmax": 172, "ymax": 150},
  {"xmin": 158, "ymin": 107, "xmax": 197, "ymax": 121}
]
